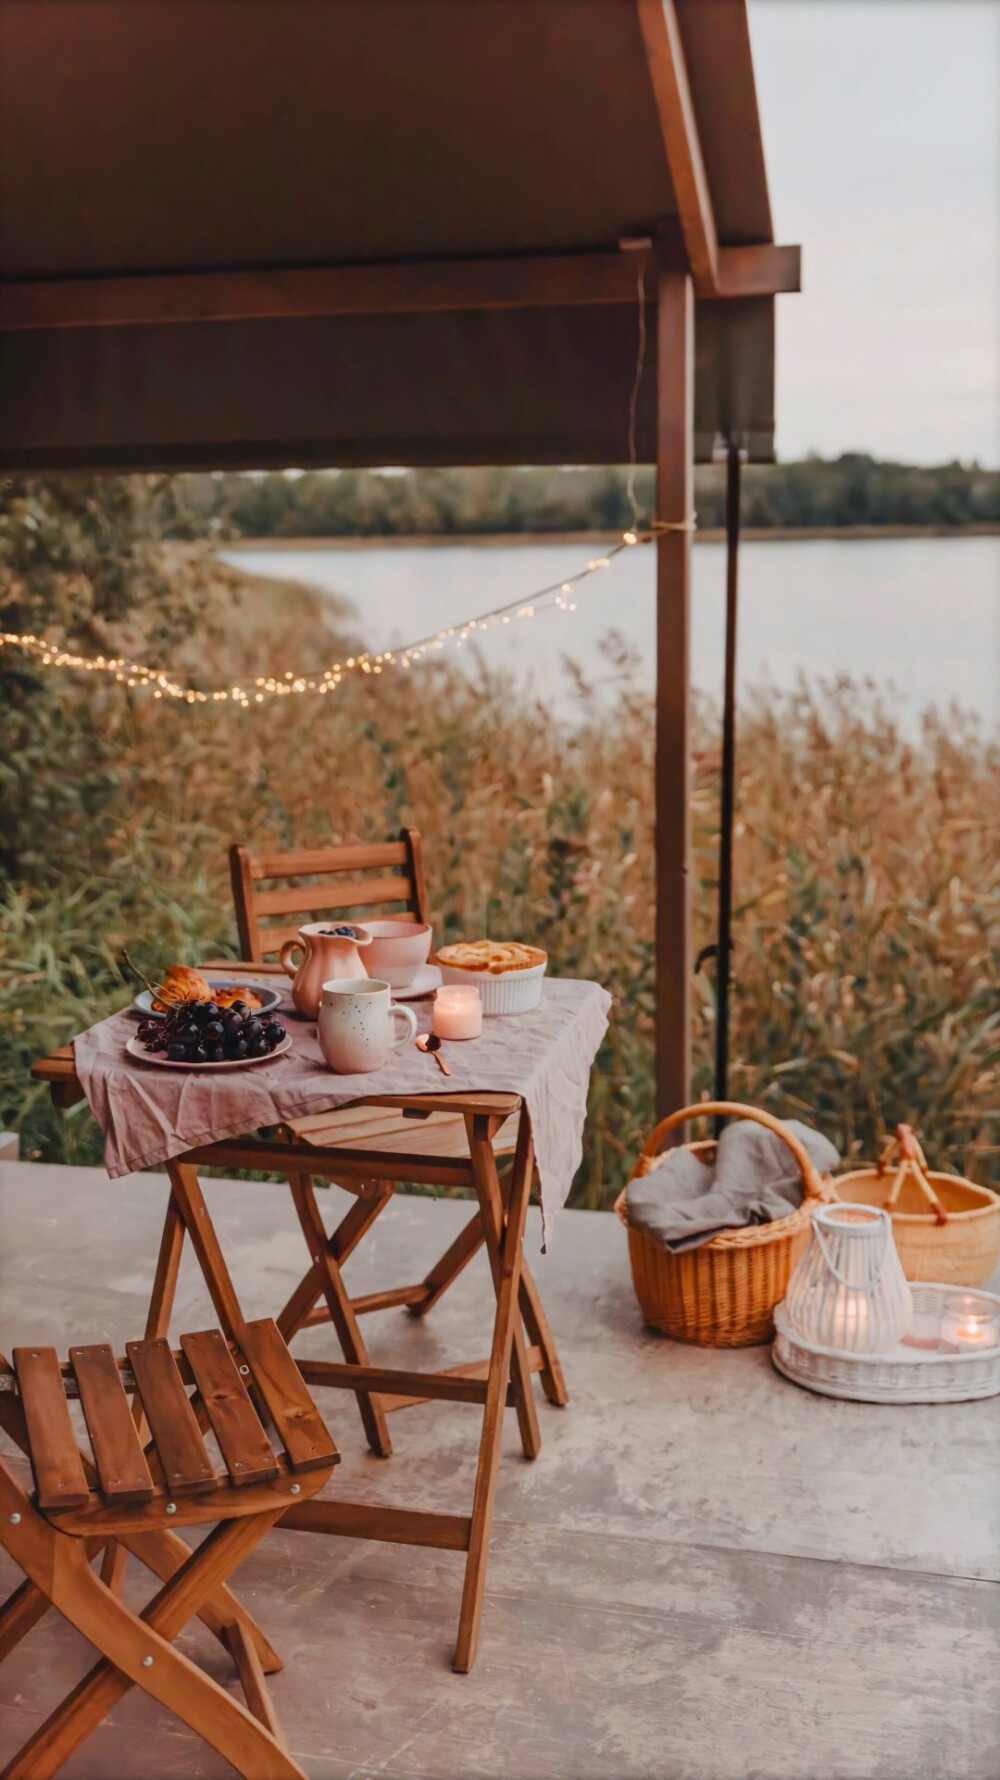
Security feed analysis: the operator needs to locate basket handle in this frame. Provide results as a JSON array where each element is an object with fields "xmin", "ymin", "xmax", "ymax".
[
  {"xmin": 641, "ymin": 1101, "xmax": 826, "ymax": 1202},
  {"xmin": 877, "ymin": 1124, "xmax": 948, "ymax": 1225}
]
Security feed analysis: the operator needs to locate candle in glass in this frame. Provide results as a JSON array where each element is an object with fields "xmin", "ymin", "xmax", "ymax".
[
  {"xmin": 938, "ymin": 1293, "xmax": 1000, "ymax": 1354},
  {"xmin": 432, "ymin": 986, "xmax": 483, "ymax": 1040}
]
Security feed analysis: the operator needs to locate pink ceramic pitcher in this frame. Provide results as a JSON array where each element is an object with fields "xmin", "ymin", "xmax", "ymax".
[{"xmin": 279, "ymin": 922, "xmax": 373, "ymax": 1020}]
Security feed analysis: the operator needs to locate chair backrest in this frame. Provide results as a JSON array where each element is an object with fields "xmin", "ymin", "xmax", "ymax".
[{"xmin": 229, "ymin": 829, "xmax": 429, "ymax": 962}]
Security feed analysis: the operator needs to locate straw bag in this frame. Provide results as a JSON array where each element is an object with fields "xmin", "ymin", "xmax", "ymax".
[
  {"xmin": 832, "ymin": 1125, "xmax": 1000, "ymax": 1287},
  {"xmin": 615, "ymin": 1101, "xmax": 833, "ymax": 1347}
]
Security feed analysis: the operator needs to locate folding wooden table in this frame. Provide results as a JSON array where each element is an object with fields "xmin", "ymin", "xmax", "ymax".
[{"xmin": 32, "ymin": 1043, "xmax": 568, "ymax": 1672}]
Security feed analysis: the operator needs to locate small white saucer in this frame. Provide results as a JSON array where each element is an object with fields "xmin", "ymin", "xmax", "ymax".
[{"xmin": 391, "ymin": 965, "xmax": 443, "ymax": 1000}]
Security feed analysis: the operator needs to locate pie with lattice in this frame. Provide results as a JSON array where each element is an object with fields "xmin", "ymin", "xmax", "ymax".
[{"xmin": 437, "ymin": 941, "xmax": 547, "ymax": 975}]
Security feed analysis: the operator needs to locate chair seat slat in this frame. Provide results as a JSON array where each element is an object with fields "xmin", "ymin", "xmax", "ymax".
[
  {"xmin": 12, "ymin": 1347, "xmax": 90, "ymax": 1510},
  {"xmin": 238, "ymin": 1320, "xmax": 338, "ymax": 1473},
  {"xmin": 179, "ymin": 1330, "xmax": 278, "ymax": 1486},
  {"xmin": 125, "ymin": 1338, "xmax": 217, "ymax": 1495},
  {"xmin": 69, "ymin": 1345, "xmax": 156, "ymax": 1504}
]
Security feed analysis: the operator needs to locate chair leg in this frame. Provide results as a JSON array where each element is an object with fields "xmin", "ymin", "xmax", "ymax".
[
  {"xmin": 2, "ymin": 1497, "xmax": 303, "ymax": 1780},
  {"xmin": 0, "ymin": 1577, "xmax": 49, "ymax": 1663},
  {"xmin": 288, "ymin": 1173, "xmax": 393, "ymax": 1458}
]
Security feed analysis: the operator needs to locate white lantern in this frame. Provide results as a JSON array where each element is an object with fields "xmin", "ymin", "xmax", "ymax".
[{"xmin": 784, "ymin": 1204, "xmax": 912, "ymax": 1355}]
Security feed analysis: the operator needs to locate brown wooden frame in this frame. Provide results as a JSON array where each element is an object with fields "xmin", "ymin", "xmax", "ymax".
[
  {"xmin": 0, "ymin": 1319, "xmax": 335, "ymax": 1777},
  {"xmin": 0, "ymin": 245, "xmax": 799, "ymax": 332}
]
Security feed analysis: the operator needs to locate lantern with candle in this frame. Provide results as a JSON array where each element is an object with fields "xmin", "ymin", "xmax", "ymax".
[{"xmin": 784, "ymin": 1204, "xmax": 912, "ymax": 1355}]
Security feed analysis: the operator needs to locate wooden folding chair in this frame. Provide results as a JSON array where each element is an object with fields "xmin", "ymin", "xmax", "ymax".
[
  {"xmin": 229, "ymin": 829, "xmax": 428, "ymax": 961},
  {"xmin": 223, "ymin": 831, "xmax": 568, "ymax": 1462},
  {"xmin": 0, "ymin": 1318, "xmax": 337, "ymax": 1778}
]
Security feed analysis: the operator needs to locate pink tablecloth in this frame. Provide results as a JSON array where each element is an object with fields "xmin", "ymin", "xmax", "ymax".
[{"xmin": 74, "ymin": 977, "xmax": 611, "ymax": 1237}]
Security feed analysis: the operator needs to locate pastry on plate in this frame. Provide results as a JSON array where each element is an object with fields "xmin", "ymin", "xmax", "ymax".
[
  {"xmin": 151, "ymin": 964, "xmax": 213, "ymax": 1011},
  {"xmin": 436, "ymin": 941, "xmax": 547, "ymax": 975},
  {"xmin": 150, "ymin": 965, "xmax": 264, "ymax": 1014},
  {"xmin": 212, "ymin": 985, "xmax": 264, "ymax": 1012}
]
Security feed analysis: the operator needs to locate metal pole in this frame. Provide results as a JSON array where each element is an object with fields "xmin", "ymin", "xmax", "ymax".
[{"xmin": 714, "ymin": 443, "xmax": 741, "ymax": 1131}]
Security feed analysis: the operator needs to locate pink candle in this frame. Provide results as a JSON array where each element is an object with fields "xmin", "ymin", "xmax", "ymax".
[{"xmin": 433, "ymin": 986, "xmax": 483, "ymax": 1040}]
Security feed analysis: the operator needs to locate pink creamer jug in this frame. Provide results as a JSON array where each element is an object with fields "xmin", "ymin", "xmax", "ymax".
[{"xmin": 279, "ymin": 921, "xmax": 373, "ymax": 1020}]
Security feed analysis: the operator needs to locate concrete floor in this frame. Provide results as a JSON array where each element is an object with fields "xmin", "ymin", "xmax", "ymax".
[{"xmin": 0, "ymin": 1159, "xmax": 997, "ymax": 1780}]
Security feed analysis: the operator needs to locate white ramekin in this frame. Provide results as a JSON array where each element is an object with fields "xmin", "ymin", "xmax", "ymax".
[{"xmin": 438, "ymin": 959, "xmax": 547, "ymax": 1015}]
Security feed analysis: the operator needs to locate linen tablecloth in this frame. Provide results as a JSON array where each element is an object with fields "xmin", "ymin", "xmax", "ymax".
[{"xmin": 74, "ymin": 977, "xmax": 611, "ymax": 1236}]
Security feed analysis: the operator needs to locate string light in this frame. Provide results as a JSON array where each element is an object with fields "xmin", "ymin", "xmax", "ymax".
[{"xmin": 0, "ymin": 517, "xmax": 694, "ymax": 706}]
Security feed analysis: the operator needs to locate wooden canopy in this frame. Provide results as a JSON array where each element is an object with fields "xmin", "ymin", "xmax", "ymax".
[
  {"xmin": 0, "ymin": 0, "xmax": 800, "ymax": 1113},
  {"xmin": 0, "ymin": 0, "xmax": 797, "ymax": 470}
]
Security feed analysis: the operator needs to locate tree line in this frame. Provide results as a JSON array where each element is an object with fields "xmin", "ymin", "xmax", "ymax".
[{"xmin": 168, "ymin": 455, "xmax": 1000, "ymax": 540}]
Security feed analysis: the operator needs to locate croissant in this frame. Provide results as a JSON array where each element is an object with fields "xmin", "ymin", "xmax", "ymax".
[{"xmin": 151, "ymin": 964, "xmax": 213, "ymax": 1012}]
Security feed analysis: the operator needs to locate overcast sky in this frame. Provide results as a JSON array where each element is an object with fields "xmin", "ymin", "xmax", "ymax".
[{"xmin": 748, "ymin": 0, "xmax": 1000, "ymax": 464}]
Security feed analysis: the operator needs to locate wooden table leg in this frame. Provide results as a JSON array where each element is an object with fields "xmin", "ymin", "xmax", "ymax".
[
  {"xmin": 453, "ymin": 1110, "xmax": 534, "ymax": 1673},
  {"xmin": 287, "ymin": 1173, "xmax": 392, "ymax": 1459},
  {"xmin": 165, "ymin": 1162, "xmax": 252, "ymax": 1345},
  {"xmin": 276, "ymin": 1186, "xmax": 392, "ymax": 1343},
  {"xmin": 518, "ymin": 1262, "xmax": 568, "ymax": 1408},
  {"xmin": 407, "ymin": 1209, "xmax": 486, "ymax": 1318},
  {"xmin": 466, "ymin": 1115, "xmax": 540, "ymax": 1463}
]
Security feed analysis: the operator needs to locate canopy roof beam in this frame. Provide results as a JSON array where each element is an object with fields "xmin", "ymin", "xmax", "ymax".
[{"xmin": 0, "ymin": 247, "xmax": 799, "ymax": 333}]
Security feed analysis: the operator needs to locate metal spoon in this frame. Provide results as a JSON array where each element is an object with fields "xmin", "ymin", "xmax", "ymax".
[{"xmin": 415, "ymin": 1032, "xmax": 451, "ymax": 1075}]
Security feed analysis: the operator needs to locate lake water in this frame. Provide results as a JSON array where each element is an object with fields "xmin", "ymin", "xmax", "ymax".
[{"xmin": 220, "ymin": 535, "xmax": 1000, "ymax": 729}]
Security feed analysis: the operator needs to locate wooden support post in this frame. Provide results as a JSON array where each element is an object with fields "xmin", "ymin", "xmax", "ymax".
[
  {"xmin": 714, "ymin": 443, "xmax": 741, "ymax": 1129},
  {"xmin": 655, "ymin": 248, "xmax": 695, "ymax": 1120}
]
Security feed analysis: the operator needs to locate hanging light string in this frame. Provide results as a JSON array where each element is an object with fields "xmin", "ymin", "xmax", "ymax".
[
  {"xmin": 1, "ymin": 275, "xmax": 696, "ymax": 705},
  {"xmin": 2, "ymin": 522, "xmax": 687, "ymax": 705}
]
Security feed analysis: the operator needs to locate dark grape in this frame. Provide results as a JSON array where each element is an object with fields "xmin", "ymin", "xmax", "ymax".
[
  {"xmin": 204, "ymin": 1021, "xmax": 224, "ymax": 1041},
  {"xmin": 229, "ymin": 1000, "xmax": 248, "ymax": 1015},
  {"xmin": 244, "ymin": 1018, "xmax": 261, "ymax": 1042},
  {"xmin": 234, "ymin": 1039, "xmax": 248, "ymax": 1058},
  {"xmin": 207, "ymin": 1043, "xmax": 224, "ymax": 1063},
  {"xmin": 167, "ymin": 1043, "xmax": 187, "ymax": 1062},
  {"xmin": 192, "ymin": 1045, "xmax": 208, "ymax": 1063}
]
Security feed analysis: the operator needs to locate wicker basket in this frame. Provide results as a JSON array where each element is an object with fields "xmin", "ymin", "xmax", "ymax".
[
  {"xmin": 615, "ymin": 1101, "xmax": 833, "ymax": 1347},
  {"xmin": 832, "ymin": 1126, "xmax": 1000, "ymax": 1288}
]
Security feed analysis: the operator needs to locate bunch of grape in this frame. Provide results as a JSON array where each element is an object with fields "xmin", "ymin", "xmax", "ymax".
[{"xmin": 137, "ymin": 1000, "xmax": 286, "ymax": 1065}]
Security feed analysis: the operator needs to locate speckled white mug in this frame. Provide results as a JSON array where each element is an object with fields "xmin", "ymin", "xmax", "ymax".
[{"xmin": 318, "ymin": 978, "xmax": 417, "ymax": 1074}]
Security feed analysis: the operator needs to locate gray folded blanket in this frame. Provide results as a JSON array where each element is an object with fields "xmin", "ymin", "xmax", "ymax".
[{"xmin": 625, "ymin": 1118, "xmax": 839, "ymax": 1252}]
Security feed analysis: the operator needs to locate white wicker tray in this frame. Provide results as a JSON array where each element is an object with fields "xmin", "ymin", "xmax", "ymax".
[{"xmin": 772, "ymin": 1283, "xmax": 1000, "ymax": 1403}]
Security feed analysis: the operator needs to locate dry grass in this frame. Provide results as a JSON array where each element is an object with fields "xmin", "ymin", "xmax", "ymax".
[{"xmin": 2, "ymin": 571, "xmax": 997, "ymax": 1201}]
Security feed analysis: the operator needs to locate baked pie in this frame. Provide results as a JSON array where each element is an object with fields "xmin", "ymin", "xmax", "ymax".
[{"xmin": 436, "ymin": 940, "xmax": 547, "ymax": 975}]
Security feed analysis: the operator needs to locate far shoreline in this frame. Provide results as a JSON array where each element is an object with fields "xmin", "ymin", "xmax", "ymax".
[{"xmin": 220, "ymin": 524, "xmax": 1000, "ymax": 551}]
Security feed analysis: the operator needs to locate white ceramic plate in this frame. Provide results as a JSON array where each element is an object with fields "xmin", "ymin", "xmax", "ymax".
[
  {"xmin": 131, "ymin": 981, "xmax": 284, "ymax": 1019},
  {"xmin": 390, "ymin": 964, "xmax": 443, "ymax": 1000},
  {"xmin": 125, "ymin": 1034, "xmax": 292, "ymax": 1071}
]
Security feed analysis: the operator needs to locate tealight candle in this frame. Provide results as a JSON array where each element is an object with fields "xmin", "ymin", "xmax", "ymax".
[
  {"xmin": 433, "ymin": 985, "xmax": 483, "ymax": 1041},
  {"xmin": 938, "ymin": 1293, "xmax": 1000, "ymax": 1355}
]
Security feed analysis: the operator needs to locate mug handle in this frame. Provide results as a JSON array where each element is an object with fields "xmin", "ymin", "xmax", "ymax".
[
  {"xmin": 279, "ymin": 939, "xmax": 303, "ymax": 980},
  {"xmin": 390, "ymin": 1003, "xmax": 419, "ymax": 1047}
]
